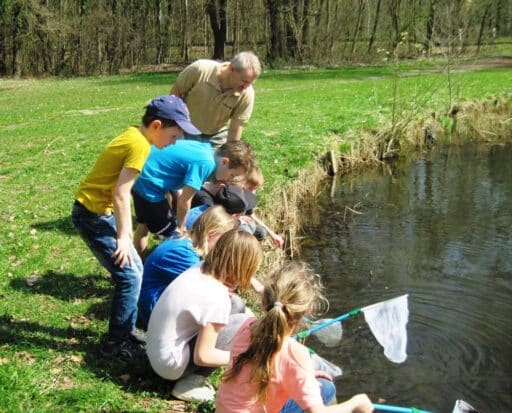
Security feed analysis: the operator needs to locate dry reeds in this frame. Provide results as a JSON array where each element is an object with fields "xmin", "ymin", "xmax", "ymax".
[
  {"xmin": 256, "ymin": 161, "xmax": 326, "ymax": 278},
  {"xmin": 448, "ymin": 95, "xmax": 512, "ymax": 142}
]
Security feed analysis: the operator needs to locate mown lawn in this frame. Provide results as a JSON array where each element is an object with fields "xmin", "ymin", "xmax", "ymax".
[{"xmin": 0, "ymin": 60, "xmax": 511, "ymax": 412}]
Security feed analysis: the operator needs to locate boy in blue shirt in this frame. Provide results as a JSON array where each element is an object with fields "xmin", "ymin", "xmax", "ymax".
[{"xmin": 132, "ymin": 140, "xmax": 255, "ymax": 254}]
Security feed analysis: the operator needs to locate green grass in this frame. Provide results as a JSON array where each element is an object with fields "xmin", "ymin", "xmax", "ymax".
[{"xmin": 1, "ymin": 61, "xmax": 512, "ymax": 411}]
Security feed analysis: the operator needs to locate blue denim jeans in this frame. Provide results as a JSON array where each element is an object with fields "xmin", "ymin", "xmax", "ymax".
[
  {"xmin": 72, "ymin": 201, "xmax": 143, "ymax": 342},
  {"xmin": 279, "ymin": 378, "xmax": 336, "ymax": 413}
]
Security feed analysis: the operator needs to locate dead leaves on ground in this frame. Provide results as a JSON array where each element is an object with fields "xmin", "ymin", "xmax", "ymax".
[{"xmin": 65, "ymin": 314, "xmax": 92, "ymax": 329}]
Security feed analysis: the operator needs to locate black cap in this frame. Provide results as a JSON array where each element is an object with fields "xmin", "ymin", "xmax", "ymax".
[{"xmin": 214, "ymin": 184, "xmax": 248, "ymax": 214}]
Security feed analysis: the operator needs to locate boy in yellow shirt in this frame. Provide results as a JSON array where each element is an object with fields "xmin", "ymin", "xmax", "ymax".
[{"xmin": 72, "ymin": 96, "xmax": 200, "ymax": 359}]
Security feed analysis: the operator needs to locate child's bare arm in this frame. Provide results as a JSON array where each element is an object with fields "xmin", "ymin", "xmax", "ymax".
[
  {"xmin": 112, "ymin": 167, "xmax": 139, "ymax": 267},
  {"xmin": 193, "ymin": 322, "xmax": 230, "ymax": 367},
  {"xmin": 176, "ymin": 186, "xmax": 197, "ymax": 231},
  {"xmin": 250, "ymin": 277, "xmax": 264, "ymax": 294},
  {"xmin": 250, "ymin": 214, "xmax": 284, "ymax": 249}
]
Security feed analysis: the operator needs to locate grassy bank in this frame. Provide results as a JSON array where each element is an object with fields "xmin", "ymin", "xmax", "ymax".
[{"xmin": 1, "ymin": 61, "xmax": 511, "ymax": 412}]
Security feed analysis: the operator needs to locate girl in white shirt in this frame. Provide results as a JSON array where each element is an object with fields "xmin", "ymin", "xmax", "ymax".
[{"xmin": 146, "ymin": 229, "xmax": 263, "ymax": 398}]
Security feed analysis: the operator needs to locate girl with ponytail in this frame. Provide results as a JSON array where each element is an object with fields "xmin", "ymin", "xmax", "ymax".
[{"xmin": 217, "ymin": 262, "xmax": 374, "ymax": 413}]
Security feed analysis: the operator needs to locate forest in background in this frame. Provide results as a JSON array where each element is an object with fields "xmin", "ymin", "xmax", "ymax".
[{"xmin": 0, "ymin": 0, "xmax": 511, "ymax": 77}]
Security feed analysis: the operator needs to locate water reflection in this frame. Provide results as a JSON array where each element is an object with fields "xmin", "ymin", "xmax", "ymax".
[{"xmin": 300, "ymin": 143, "xmax": 512, "ymax": 412}]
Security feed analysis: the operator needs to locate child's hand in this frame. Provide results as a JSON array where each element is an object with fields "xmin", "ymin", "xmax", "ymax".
[
  {"xmin": 271, "ymin": 233, "xmax": 284, "ymax": 249},
  {"xmin": 238, "ymin": 215, "xmax": 254, "ymax": 225},
  {"xmin": 313, "ymin": 370, "xmax": 333, "ymax": 382},
  {"xmin": 349, "ymin": 394, "xmax": 374, "ymax": 413},
  {"xmin": 113, "ymin": 237, "xmax": 135, "ymax": 268}
]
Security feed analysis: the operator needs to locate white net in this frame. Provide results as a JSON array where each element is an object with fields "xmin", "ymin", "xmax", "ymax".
[
  {"xmin": 310, "ymin": 319, "xmax": 343, "ymax": 347},
  {"xmin": 452, "ymin": 400, "xmax": 479, "ymax": 413},
  {"xmin": 362, "ymin": 294, "xmax": 409, "ymax": 363},
  {"xmin": 310, "ymin": 352, "xmax": 343, "ymax": 379}
]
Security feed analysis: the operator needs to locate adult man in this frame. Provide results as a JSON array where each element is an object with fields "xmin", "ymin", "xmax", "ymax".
[{"xmin": 170, "ymin": 51, "xmax": 261, "ymax": 148}]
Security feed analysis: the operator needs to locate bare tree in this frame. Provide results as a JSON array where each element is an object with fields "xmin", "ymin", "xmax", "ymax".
[
  {"xmin": 388, "ymin": 0, "xmax": 402, "ymax": 50},
  {"xmin": 350, "ymin": 0, "xmax": 365, "ymax": 56},
  {"xmin": 367, "ymin": 0, "xmax": 382, "ymax": 53},
  {"xmin": 265, "ymin": 0, "xmax": 281, "ymax": 65},
  {"xmin": 181, "ymin": 0, "xmax": 190, "ymax": 61},
  {"xmin": 232, "ymin": 0, "xmax": 240, "ymax": 54},
  {"xmin": 476, "ymin": 2, "xmax": 492, "ymax": 54},
  {"xmin": 206, "ymin": 0, "xmax": 227, "ymax": 60},
  {"xmin": 0, "ymin": 0, "xmax": 510, "ymax": 77},
  {"xmin": 425, "ymin": 0, "xmax": 436, "ymax": 53}
]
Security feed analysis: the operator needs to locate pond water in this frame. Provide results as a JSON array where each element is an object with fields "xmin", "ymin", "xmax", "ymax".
[{"xmin": 299, "ymin": 143, "xmax": 512, "ymax": 412}]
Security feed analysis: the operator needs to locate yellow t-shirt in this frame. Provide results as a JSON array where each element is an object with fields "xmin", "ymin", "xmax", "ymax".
[
  {"xmin": 174, "ymin": 59, "xmax": 255, "ymax": 135},
  {"xmin": 76, "ymin": 126, "xmax": 150, "ymax": 214}
]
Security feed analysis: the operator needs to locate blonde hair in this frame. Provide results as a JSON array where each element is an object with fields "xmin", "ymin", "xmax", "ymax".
[
  {"xmin": 247, "ymin": 166, "xmax": 264, "ymax": 189},
  {"xmin": 223, "ymin": 262, "xmax": 326, "ymax": 403},
  {"xmin": 189, "ymin": 205, "xmax": 235, "ymax": 257},
  {"xmin": 202, "ymin": 229, "xmax": 263, "ymax": 290}
]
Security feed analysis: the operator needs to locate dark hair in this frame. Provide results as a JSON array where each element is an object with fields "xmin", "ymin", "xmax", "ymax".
[
  {"xmin": 141, "ymin": 113, "xmax": 179, "ymax": 128},
  {"xmin": 216, "ymin": 141, "xmax": 256, "ymax": 174}
]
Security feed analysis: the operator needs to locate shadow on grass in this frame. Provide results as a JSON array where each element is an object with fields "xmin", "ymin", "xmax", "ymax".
[
  {"xmin": 0, "ymin": 313, "xmax": 175, "ymax": 398},
  {"xmin": 6, "ymin": 269, "xmax": 183, "ymax": 399},
  {"xmin": 32, "ymin": 216, "xmax": 76, "ymax": 235},
  {"xmin": 9, "ymin": 270, "xmax": 111, "ymax": 301}
]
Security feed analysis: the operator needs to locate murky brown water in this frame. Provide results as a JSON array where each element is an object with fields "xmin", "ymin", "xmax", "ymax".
[{"xmin": 300, "ymin": 143, "xmax": 512, "ymax": 412}]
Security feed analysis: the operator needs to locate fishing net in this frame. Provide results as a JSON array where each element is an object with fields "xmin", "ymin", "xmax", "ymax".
[
  {"xmin": 309, "ymin": 318, "xmax": 343, "ymax": 347},
  {"xmin": 310, "ymin": 352, "xmax": 343, "ymax": 379},
  {"xmin": 452, "ymin": 400, "xmax": 479, "ymax": 413},
  {"xmin": 362, "ymin": 294, "xmax": 409, "ymax": 363}
]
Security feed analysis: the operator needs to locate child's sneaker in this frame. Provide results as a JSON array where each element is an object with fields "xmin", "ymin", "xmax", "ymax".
[
  {"xmin": 100, "ymin": 335, "xmax": 146, "ymax": 361},
  {"xmin": 171, "ymin": 374, "xmax": 215, "ymax": 402},
  {"xmin": 129, "ymin": 328, "xmax": 147, "ymax": 345}
]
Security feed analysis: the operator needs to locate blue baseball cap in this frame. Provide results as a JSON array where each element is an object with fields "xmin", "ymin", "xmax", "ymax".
[{"xmin": 146, "ymin": 95, "xmax": 201, "ymax": 135}]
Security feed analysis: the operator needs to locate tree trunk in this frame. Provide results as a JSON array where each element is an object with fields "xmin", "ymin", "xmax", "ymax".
[
  {"xmin": 181, "ymin": 0, "xmax": 190, "ymax": 61},
  {"xmin": 265, "ymin": 0, "xmax": 280, "ymax": 65},
  {"xmin": 206, "ymin": 0, "xmax": 227, "ymax": 60},
  {"xmin": 425, "ymin": 0, "xmax": 435, "ymax": 52},
  {"xmin": 350, "ymin": 0, "xmax": 365, "ymax": 56},
  {"xmin": 11, "ymin": 2, "xmax": 24, "ymax": 77},
  {"xmin": 232, "ymin": 0, "xmax": 240, "ymax": 55},
  {"xmin": 156, "ymin": 0, "xmax": 164, "ymax": 64},
  {"xmin": 326, "ymin": 0, "xmax": 338, "ymax": 62},
  {"xmin": 388, "ymin": 0, "xmax": 401, "ymax": 50},
  {"xmin": 367, "ymin": 0, "xmax": 382, "ymax": 53},
  {"xmin": 283, "ymin": 0, "xmax": 304, "ymax": 60},
  {"xmin": 0, "ymin": 27, "xmax": 5, "ymax": 75},
  {"xmin": 494, "ymin": 0, "xmax": 503, "ymax": 35},
  {"xmin": 476, "ymin": 5, "xmax": 491, "ymax": 54},
  {"xmin": 302, "ymin": 0, "xmax": 310, "ymax": 53},
  {"xmin": 409, "ymin": 0, "xmax": 417, "ymax": 44}
]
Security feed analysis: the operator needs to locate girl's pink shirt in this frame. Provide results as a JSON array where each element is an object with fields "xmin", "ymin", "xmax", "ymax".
[{"xmin": 216, "ymin": 317, "xmax": 324, "ymax": 413}]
